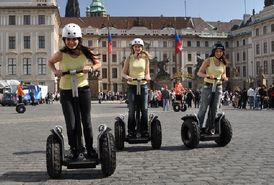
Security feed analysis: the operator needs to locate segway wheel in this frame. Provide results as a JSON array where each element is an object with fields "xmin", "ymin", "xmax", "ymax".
[
  {"xmin": 173, "ymin": 103, "xmax": 180, "ymax": 112},
  {"xmin": 46, "ymin": 134, "xmax": 62, "ymax": 178},
  {"xmin": 16, "ymin": 104, "xmax": 26, "ymax": 113},
  {"xmin": 100, "ymin": 132, "xmax": 116, "ymax": 177},
  {"xmin": 114, "ymin": 120, "xmax": 125, "ymax": 150},
  {"xmin": 180, "ymin": 103, "xmax": 187, "ymax": 112},
  {"xmin": 215, "ymin": 117, "xmax": 232, "ymax": 147},
  {"xmin": 181, "ymin": 119, "xmax": 200, "ymax": 149},
  {"xmin": 151, "ymin": 119, "xmax": 162, "ymax": 149}
]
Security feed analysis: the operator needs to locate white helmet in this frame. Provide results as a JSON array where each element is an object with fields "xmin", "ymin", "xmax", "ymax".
[
  {"xmin": 62, "ymin": 23, "xmax": 82, "ymax": 38},
  {"xmin": 131, "ymin": 38, "xmax": 144, "ymax": 46}
]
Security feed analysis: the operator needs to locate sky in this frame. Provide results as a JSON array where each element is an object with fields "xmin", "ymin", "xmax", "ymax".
[{"xmin": 57, "ymin": 0, "xmax": 265, "ymax": 22}]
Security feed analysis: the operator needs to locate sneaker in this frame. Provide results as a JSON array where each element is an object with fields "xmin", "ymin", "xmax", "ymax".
[
  {"xmin": 87, "ymin": 148, "xmax": 98, "ymax": 159},
  {"xmin": 67, "ymin": 148, "xmax": 79, "ymax": 160},
  {"xmin": 141, "ymin": 131, "xmax": 149, "ymax": 138},
  {"xmin": 127, "ymin": 132, "xmax": 136, "ymax": 138}
]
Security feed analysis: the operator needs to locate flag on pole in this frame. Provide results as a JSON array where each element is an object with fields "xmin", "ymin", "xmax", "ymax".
[
  {"xmin": 108, "ymin": 30, "xmax": 112, "ymax": 54},
  {"xmin": 175, "ymin": 31, "xmax": 182, "ymax": 54}
]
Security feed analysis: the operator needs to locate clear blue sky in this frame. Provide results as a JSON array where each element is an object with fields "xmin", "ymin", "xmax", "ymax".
[{"xmin": 57, "ymin": 0, "xmax": 265, "ymax": 22}]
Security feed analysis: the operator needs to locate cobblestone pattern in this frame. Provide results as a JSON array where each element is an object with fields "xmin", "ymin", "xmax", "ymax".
[{"xmin": 0, "ymin": 103, "xmax": 274, "ymax": 185}]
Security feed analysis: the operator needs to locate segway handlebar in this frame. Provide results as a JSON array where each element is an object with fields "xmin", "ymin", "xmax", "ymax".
[
  {"xmin": 130, "ymin": 78, "xmax": 147, "ymax": 95},
  {"xmin": 62, "ymin": 70, "xmax": 84, "ymax": 76}
]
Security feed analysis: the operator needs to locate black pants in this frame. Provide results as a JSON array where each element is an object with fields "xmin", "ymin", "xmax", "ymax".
[{"xmin": 60, "ymin": 86, "xmax": 93, "ymax": 152}]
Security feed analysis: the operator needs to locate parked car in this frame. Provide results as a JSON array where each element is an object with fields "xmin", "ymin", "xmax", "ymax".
[{"xmin": 1, "ymin": 93, "xmax": 17, "ymax": 106}]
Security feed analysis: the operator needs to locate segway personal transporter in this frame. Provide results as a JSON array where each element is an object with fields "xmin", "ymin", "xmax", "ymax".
[
  {"xmin": 172, "ymin": 97, "xmax": 187, "ymax": 112},
  {"xmin": 46, "ymin": 70, "xmax": 116, "ymax": 178},
  {"xmin": 16, "ymin": 103, "xmax": 26, "ymax": 113},
  {"xmin": 114, "ymin": 78, "xmax": 162, "ymax": 150},
  {"xmin": 181, "ymin": 77, "xmax": 232, "ymax": 149}
]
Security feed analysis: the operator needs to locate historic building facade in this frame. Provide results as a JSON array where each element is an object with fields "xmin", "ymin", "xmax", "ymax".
[{"xmin": 0, "ymin": 0, "xmax": 273, "ymax": 94}]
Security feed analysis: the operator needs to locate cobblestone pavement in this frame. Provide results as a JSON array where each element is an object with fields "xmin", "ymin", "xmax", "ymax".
[{"xmin": 0, "ymin": 102, "xmax": 274, "ymax": 185}]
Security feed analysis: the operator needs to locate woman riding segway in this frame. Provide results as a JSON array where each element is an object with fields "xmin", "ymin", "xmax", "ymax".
[{"xmin": 181, "ymin": 43, "xmax": 232, "ymax": 148}]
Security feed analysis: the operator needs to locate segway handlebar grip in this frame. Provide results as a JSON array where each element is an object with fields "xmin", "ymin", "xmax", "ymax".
[{"xmin": 62, "ymin": 70, "xmax": 84, "ymax": 76}]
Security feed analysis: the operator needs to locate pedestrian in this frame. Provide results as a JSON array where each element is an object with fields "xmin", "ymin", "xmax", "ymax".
[
  {"xmin": 161, "ymin": 84, "xmax": 170, "ymax": 111},
  {"xmin": 247, "ymin": 86, "xmax": 255, "ymax": 109},
  {"xmin": 174, "ymin": 78, "xmax": 185, "ymax": 103},
  {"xmin": 196, "ymin": 43, "xmax": 228, "ymax": 129},
  {"xmin": 48, "ymin": 23, "xmax": 101, "ymax": 159},
  {"xmin": 29, "ymin": 89, "xmax": 35, "ymax": 106},
  {"xmin": 122, "ymin": 38, "xmax": 151, "ymax": 138},
  {"xmin": 16, "ymin": 82, "xmax": 24, "ymax": 104}
]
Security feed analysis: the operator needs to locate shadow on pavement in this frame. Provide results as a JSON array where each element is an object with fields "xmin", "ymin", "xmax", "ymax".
[
  {"xmin": 13, "ymin": 150, "xmax": 45, "ymax": 155},
  {"xmin": 0, "ymin": 169, "xmax": 104, "ymax": 182}
]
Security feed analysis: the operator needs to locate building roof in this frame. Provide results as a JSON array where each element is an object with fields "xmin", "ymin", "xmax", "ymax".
[{"xmin": 60, "ymin": 16, "xmax": 241, "ymax": 33}]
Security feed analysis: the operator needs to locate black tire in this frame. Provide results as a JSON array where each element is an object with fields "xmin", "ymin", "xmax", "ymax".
[
  {"xmin": 46, "ymin": 134, "xmax": 62, "ymax": 178},
  {"xmin": 180, "ymin": 104, "xmax": 187, "ymax": 112},
  {"xmin": 173, "ymin": 103, "xmax": 180, "ymax": 112},
  {"xmin": 16, "ymin": 104, "xmax": 26, "ymax": 113},
  {"xmin": 181, "ymin": 119, "xmax": 200, "ymax": 149},
  {"xmin": 215, "ymin": 117, "xmax": 232, "ymax": 147},
  {"xmin": 114, "ymin": 121, "xmax": 125, "ymax": 150},
  {"xmin": 100, "ymin": 132, "xmax": 116, "ymax": 177},
  {"xmin": 151, "ymin": 119, "xmax": 162, "ymax": 149}
]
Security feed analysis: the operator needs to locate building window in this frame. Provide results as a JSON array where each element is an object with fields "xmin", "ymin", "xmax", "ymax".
[
  {"xmin": 243, "ymin": 39, "xmax": 246, "ymax": 46},
  {"xmin": 264, "ymin": 60, "xmax": 268, "ymax": 74},
  {"xmin": 243, "ymin": 66, "xmax": 246, "ymax": 77},
  {"xmin": 102, "ymin": 68, "xmax": 107, "ymax": 78},
  {"xmin": 24, "ymin": 15, "xmax": 31, "ymax": 25},
  {"xmin": 37, "ymin": 58, "xmax": 46, "ymax": 75},
  {"xmin": 237, "ymin": 41, "xmax": 239, "ymax": 47},
  {"xmin": 38, "ymin": 36, "xmax": 45, "ymax": 48},
  {"xmin": 8, "ymin": 58, "xmax": 16, "ymax": 75},
  {"xmin": 272, "ymin": 41, "xmax": 274, "ymax": 52},
  {"xmin": 187, "ymin": 54, "xmax": 192, "ymax": 61},
  {"xmin": 237, "ymin": 66, "xmax": 240, "ymax": 76},
  {"xmin": 263, "ymin": 26, "xmax": 267, "ymax": 34},
  {"xmin": 9, "ymin": 15, "xmax": 16, "ymax": 25},
  {"xmin": 272, "ymin": 59, "xmax": 274, "ymax": 74},
  {"xmin": 271, "ymin": 24, "xmax": 274, "ymax": 32},
  {"xmin": 225, "ymin": 41, "xmax": 229, "ymax": 48},
  {"xmin": 112, "ymin": 54, "xmax": 117, "ymax": 63},
  {"xmin": 237, "ymin": 53, "xmax": 240, "ymax": 61},
  {"xmin": 256, "ymin": 44, "xmax": 260, "ymax": 55},
  {"xmin": 23, "ymin": 58, "xmax": 32, "ymax": 75},
  {"xmin": 205, "ymin": 41, "xmax": 209, "ymax": 47},
  {"xmin": 243, "ymin": 51, "xmax": 246, "ymax": 61},
  {"xmin": 255, "ymin": 28, "xmax": 259, "ymax": 36},
  {"xmin": 187, "ymin": 67, "xmax": 192, "ymax": 77},
  {"xmin": 256, "ymin": 61, "xmax": 260, "ymax": 75},
  {"xmin": 113, "ymin": 83, "xmax": 117, "ymax": 92},
  {"xmin": 9, "ymin": 36, "xmax": 16, "ymax": 49},
  {"xmin": 88, "ymin": 40, "xmax": 93, "ymax": 47},
  {"xmin": 102, "ymin": 83, "xmax": 107, "ymax": 91},
  {"xmin": 196, "ymin": 41, "xmax": 200, "ymax": 47},
  {"xmin": 187, "ymin": 41, "xmax": 191, "ymax": 47},
  {"xmin": 112, "ymin": 40, "xmax": 117, "ymax": 47},
  {"xmin": 102, "ymin": 54, "xmax": 107, "ymax": 62},
  {"xmin": 38, "ymin": 15, "xmax": 45, "ymax": 25},
  {"xmin": 112, "ymin": 68, "xmax": 117, "ymax": 78},
  {"xmin": 263, "ymin": 42, "xmax": 267, "ymax": 54},
  {"xmin": 102, "ymin": 41, "xmax": 107, "ymax": 47},
  {"xmin": 24, "ymin": 36, "xmax": 31, "ymax": 49},
  {"xmin": 163, "ymin": 41, "xmax": 167, "ymax": 47}
]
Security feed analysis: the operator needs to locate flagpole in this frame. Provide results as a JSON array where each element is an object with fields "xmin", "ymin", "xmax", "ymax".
[{"xmin": 107, "ymin": 15, "xmax": 112, "ymax": 92}]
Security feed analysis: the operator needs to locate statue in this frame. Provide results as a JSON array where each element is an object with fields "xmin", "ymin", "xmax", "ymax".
[
  {"xmin": 265, "ymin": 0, "xmax": 274, "ymax": 6},
  {"xmin": 156, "ymin": 57, "xmax": 170, "ymax": 79}
]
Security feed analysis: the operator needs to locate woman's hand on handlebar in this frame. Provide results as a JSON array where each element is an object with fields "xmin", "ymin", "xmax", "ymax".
[
  {"xmin": 54, "ymin": 69, "xmax": 63, "ymax": 77},
  {"xmin": 83, "ymin": 65, "xmax": 93, "ymax": 73}
]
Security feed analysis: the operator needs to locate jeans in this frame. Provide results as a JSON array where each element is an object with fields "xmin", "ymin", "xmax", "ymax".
[
  {"xmin": 162, "ymin": 98, "xmax": 169, "ymax": 111},
  {"xmin": 127, "ymin": 84, "xmax": 148, "ymax": 134},
  {"xmin": 60, "ymin": 86, "xmax": 94, "ymax": 152},
  {"xmin": 197, "ymin": 85, "xmax": 222, "ymax": 128}
]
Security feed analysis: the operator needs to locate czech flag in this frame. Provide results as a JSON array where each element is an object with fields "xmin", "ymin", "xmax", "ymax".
[
  {"xmin": 175, "ymin": 31, "xmax": 182, "ymax": 54},
  {"xmin": 108, "ymin": 31, "xmax": 112, "ymax": 54}
]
